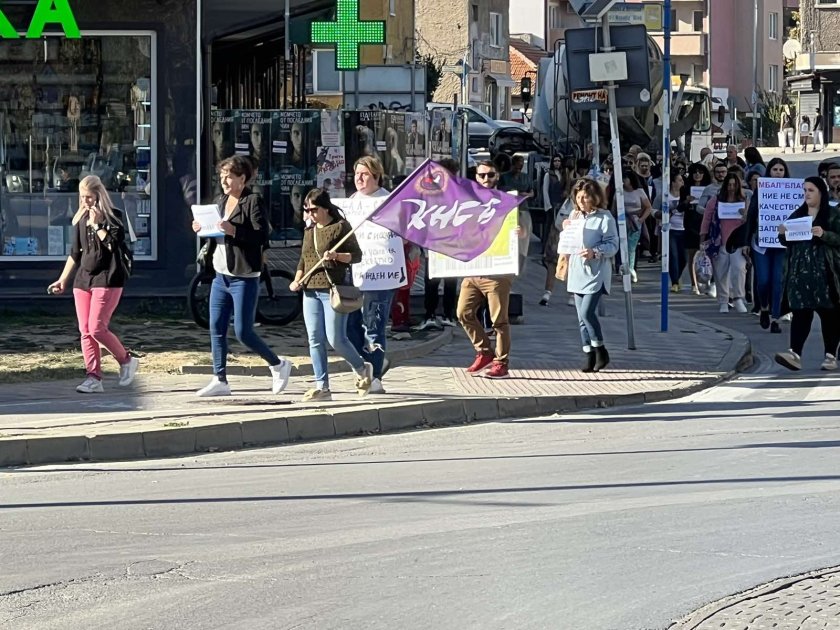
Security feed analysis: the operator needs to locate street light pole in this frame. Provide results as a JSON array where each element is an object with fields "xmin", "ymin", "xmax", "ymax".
[
  {"xmin": 661, "ymin": 0, "xmax": 672, "ymax": 332},
  {"xmin": 752, "ymin": 0, "xmax": 759, "ymax": 144}
]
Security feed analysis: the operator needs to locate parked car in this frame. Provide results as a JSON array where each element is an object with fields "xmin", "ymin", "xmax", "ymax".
[{"xmin": 426, "ymin": 103, "xmax": 527, "ymax": 149}]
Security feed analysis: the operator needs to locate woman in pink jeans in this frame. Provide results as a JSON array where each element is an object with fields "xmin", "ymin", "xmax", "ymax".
[{"xmin": 48, "ymin": 175, "xmax": 139, "ymax": 393}]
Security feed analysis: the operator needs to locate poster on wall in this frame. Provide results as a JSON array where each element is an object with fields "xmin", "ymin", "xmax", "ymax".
[
  {"xmin": 382, "ymin": 112, "xmax": 408, "ymax": 186},
  {"xmin": 270, "ymin": 110, "xmax": 321, "ymax": 241},
  {"xmin": 316, "ymin": 146, "xmax": 346, "ymax": 198},
  {"xmin": 430, "ymin": 109, "xmax": 453, "ymax": 161},
  {"xmin": 210, "ymin": 109, "xmax": 236, "ymax": 196},
  {"xmin": 405, "ymin": 111, "xmax": 426, "ymax": 171},
  {"xmin": 344, "ymin": 110, "xmax": 387, "ymax": 192},
  {"xmin": 320, "ymin": 109, "xmax": 342, "ymax": 147}
]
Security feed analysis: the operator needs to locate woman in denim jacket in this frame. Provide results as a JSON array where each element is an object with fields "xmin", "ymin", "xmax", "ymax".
[{"xmin": 565, "ymin": 178, "xmax": 620, "ymax": 372}]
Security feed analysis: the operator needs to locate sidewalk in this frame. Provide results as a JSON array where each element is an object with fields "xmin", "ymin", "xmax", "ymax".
[{"xmin": 0, "ymin": 261, "xmax": 752, "ymax": 467}]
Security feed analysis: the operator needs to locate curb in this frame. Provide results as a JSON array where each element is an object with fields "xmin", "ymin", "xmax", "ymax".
[
  {"xmin": 178, "ymin": 327, "xmax": 454, "ymax": 377},
  {"xmin": 0, "ymin": 333, "xmax": 752, "ymax": 468},
  {"xmin": 668, "ymin": 565, "xmax": 840, "ymax": 629},
  {"xmin": 670, "ymin": 311, "xmax": 755, "ymax": 373}
]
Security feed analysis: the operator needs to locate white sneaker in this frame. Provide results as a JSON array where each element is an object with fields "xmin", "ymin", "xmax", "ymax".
[
  {"xmin": 719, "ymin": 303, "xmax": 730, "ymax": 313},
  {"xmin": 708, "ymin": 284, "xmax": 718, "ymax": 298},
  {"xmin": 76, "ymin": 376, "xmax": 104, "ymax": 394},
  {"xmin": 781, "ymin": 312, "xmax": 793, "ymax": 322},
  {"xmin": 270, "ymin": 359, "xmax": 292, "ymax": 394},
  {"xmin": 539, "ymin": 290, "xmax": 551, "ymax": 306},
  {"xmin": 733, "ymin": 298, "xmax": 748, "ymax": 313},
  {"xmin": 630, "ymin": 269, "xmax": 638, "ymax": 282},
  {"xmin": 369, "ymin": 378, "xmax": 386, "ymax": 394},
  {"xmin": 821, "ymin": 354, "xmax": 838, "ymax": 371},
  {"xmin": 196, "ymin": 376, "xmax": 231, "ymax": 397},
  {"xmin": 440, "ymin": 317, "xmax": 457, "ymax": 328},
  {"xmin": 118, "ymin": 356, "xmax": 140, "ymax": 387},
  {"xmin": 355, "ymin": 362, "xmax": 373, "ymax": 396},
  {"xmin": 415, "ymin": 317, "xmax": 443, "ymax": 331}
]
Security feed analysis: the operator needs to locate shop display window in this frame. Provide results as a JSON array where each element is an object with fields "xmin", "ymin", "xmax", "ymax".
[{"xmin": 0, "ymin": 32, "xmax": 156, "ymax": 259}]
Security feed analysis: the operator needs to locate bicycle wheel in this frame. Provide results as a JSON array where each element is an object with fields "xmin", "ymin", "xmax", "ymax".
[
  {"xmin": 256, "ymin": 268, "xmax": 302, "ymax": 326},
  {"xmin": 187, "ymin": 272, "xmax": 213, "ymax": 329}
]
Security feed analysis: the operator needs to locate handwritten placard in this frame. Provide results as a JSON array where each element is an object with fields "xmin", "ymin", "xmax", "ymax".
[
  {"xmin": 690, "ymin": 186, "xmax": 705, "ymax": 200},
  {"xmin": 784, "ymin": 216, "xmax": 813, "ymax": 241},
  {"xmin": 717, "ymin": 202, "xmax": 745, "ymax": 220},
  {"xmin": 758, "ymin": 178, "xmax": 805, "ymax": 248},
  {"xmin": 557, "ymin": 219, "xmax": 585, "ymax": 254}
]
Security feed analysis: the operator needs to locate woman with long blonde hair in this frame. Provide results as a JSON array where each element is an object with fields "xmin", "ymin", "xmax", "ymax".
[{"xmin": 48, "ymin": 175, "xmax": 139, "ymax": 393}]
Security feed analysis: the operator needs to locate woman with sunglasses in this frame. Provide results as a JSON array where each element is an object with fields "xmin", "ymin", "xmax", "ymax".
[{"xmin": 290, "ymin": 188, "xmax": 372, "ymax": 402}]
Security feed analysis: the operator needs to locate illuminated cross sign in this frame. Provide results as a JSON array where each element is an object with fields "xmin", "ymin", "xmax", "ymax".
[
  {"xmin": 0, "ymin": 0, "xmax": 80, "ymax": 38},
  {"xmin": 311, "ymin": 0, "xmax": 385, "ymax": 71}
]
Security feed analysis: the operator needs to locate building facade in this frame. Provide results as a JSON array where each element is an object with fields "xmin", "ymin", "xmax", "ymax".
[
  {"xmin": 795, "ymin": 0, "xmax": 840, "ymax": 144},
  {"xmin": 416, "ymin": 0, "xmax": 514, "ymax": 117},
  {"xmin": 545, "ymin": 0, "xmax": 785, "ymax": 115}
]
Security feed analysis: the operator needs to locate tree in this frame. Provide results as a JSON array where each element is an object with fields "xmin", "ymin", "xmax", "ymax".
[{"xmin": 417, "ymin": 52, "xmax": 443, "ymax": 102}]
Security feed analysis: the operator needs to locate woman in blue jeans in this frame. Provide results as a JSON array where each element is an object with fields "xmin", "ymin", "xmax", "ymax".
[
  {"xmin": 746, "ymin": 157, "xmax": 789, "ymax": 333},
  {"xmin": 566, "ymin": 178, "xmax": 620, "ymax": 372},
  {"xmin": 191, "ymin": 156, "xmax": 292, "ymax": 397},
  {"xmin": 290, "ymin": 189, "xmax": 372, "ymax": 402}
]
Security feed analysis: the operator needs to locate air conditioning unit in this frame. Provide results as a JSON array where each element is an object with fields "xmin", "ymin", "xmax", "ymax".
[{"xmin": 567, "ymin": 0, "xmax": 619, "ymax": 19}]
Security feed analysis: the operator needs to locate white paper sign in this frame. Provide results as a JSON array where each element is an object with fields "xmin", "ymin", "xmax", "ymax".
[
  {"xmin": 717, "ymin": 201, "xmax": 745, "ymax": 220},
  {"xmin": 334, "ymin": 197, "xmax": 407, "ymax": 290},
  {"xmin": 758, "ymin": 178, "xmax": 805, "ymax": 248},
  {"xmin": 783, "ymin": 216, "xmax": 813, "ymax": 241},
  {"xmin": 557, "ymin": 219, "xmax": 584, "ymax": 254},
  {"xmin": 690, "ymin": 186, "xmax": 705, "ymax": 200},
  {"xmin": 428, "ymin": 211, "xmax": 519, "ymax": 278},
  {"xmin": 191, "ymin": 204, "xmax": 224, "ymax": 238}
]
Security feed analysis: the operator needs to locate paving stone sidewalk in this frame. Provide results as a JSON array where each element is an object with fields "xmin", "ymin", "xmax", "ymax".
[
  {"xmin": 0, "ymin": 260, "xmax": 751, "ymax": 467},
  {"xmin": 672, "ymin": 567, "xmax": 840, "ymax": 629}
]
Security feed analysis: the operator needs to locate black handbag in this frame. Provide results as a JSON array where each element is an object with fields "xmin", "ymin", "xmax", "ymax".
[{"xmin": 196, "ymin": 240, "xmax": 215, "ymax": 275}]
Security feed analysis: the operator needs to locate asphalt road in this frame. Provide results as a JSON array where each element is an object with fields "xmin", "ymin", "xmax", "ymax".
[{"xmin": 2, "ymin": 155, "xmax": 839, "ymax": 630}]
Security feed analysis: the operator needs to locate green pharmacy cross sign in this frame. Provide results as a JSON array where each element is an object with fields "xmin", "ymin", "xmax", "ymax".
[{"xmin": 311, "ymin": 0, "xmax": 385, "ymax": 71}]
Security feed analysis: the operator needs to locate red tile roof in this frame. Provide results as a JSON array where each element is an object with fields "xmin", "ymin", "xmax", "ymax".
[{"xmin": 510, "ymin": 38, "xmax": 550, "ymax": 96}]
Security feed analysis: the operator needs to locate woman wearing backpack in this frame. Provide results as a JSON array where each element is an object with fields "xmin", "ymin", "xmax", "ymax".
[{"xmin": 47, "ymin": 175, "xmax": 140, "ymax": 393}]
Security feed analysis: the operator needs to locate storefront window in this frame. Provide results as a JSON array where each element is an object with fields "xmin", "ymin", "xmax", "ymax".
[{"xmin": 0, "ymin": 32, "xmax": 156, "ymax": 259}]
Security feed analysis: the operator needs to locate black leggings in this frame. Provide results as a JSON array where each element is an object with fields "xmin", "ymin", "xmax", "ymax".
[{"xmin": 790, "ymin": 308, "xmax": 840, "ymax": 356}]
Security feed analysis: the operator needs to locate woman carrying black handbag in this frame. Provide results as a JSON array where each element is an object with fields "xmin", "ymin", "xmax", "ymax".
[{"xmin": 290, "ymin": 188, "xmax": 373, "ymax": 402}]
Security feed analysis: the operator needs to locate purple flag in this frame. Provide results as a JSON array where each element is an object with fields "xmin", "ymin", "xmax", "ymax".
[{"xmin": 368, "ymin": 159, "xmax": 523, "ymax": 262}]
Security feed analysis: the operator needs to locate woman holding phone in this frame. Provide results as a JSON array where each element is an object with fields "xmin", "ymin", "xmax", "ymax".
[{"xmin": 47, "ymin": 175, "xmax": 139, "ymax": 393}]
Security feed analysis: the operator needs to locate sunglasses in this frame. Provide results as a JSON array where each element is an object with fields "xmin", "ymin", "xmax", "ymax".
[
  {"xmin": 476, "ymin": 172, "xmax": 498, "ymax": 179},
  {"xmin": 303, "ymin": 206, "xmax": 318, "ymax": 214}
]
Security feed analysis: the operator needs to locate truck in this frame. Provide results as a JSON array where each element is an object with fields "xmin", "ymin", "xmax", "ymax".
[{"xmin": 529, "ymin": 35, "xmax": 712, "ymax": 163}]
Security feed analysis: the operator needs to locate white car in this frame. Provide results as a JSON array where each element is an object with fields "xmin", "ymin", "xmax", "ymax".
[{"xmin": 426, "ymin": 103, "xmax": 528, "ymax": 149}]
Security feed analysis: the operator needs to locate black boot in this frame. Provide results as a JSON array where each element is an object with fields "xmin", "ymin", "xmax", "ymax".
[
  {"xmin": 581, "ymin": 350, "xmax": 596, "ymax": 372},
  {"xmin": 593, "ymin": 346, "xmax": 610, "ymax": 372}
]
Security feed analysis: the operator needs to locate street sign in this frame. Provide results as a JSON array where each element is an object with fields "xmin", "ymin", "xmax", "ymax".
[
  {"xmin": 590, "ymin": 3, "xmax": 663, "ymax": 31},
  {"xmin": 571, "ymin": 89, "xmax": 608, "ymax": 105},
  {"xmin": 311, "ymin": 0, "xmax": 386, "ymax": 71},
  {"xmin": 568, "ymin": 0, "xmax": 620, "ymax": 19},
  {"xmin": 565, "ymin": 24, "xmax": 652, "ymax": 111},
  {"xmin": 442, "ymin": 65, "xmax": 463, "ymax": 74}
]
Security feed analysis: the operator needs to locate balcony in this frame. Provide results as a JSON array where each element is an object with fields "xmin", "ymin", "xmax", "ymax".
[{"xmin": 650, "ymin": 33, "xmax": 706, "ymax": 56}]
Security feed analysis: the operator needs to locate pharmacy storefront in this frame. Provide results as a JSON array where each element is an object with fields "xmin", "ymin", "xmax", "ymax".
[{"xmin": 0, "ymin": 0, "xmax": 198, "ymax": 294}]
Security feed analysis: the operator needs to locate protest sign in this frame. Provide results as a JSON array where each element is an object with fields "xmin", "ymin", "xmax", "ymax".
[
  {"xmin": 334, "ymin": 197, "xmax": 407, "ymax": 291},
  {"xmin": 717, "ymin": 202, "xmax": 744, "ymax": 220},
  {"xmin": 758, "ymin": 178, "xmax": 805, "ymax": 248},
  {"xmin": 428, "ymin": 210, "xmax": 519, "ymax": 278},
  {"xmin": 783, "ymin": 216, "xmax": 813, "ymax": 241},
  {"xmin": 558, "ymin": 219, "xmax": 584, "ymax": 254},
  {"xmin": 690, "ymin": 186, "xmax": 705, "ymax": 200}
]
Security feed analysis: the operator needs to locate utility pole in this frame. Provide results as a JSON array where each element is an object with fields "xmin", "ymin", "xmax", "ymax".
[
  {"xmin": 601, "ymin": 14, "xmax": 636, "ymax": 349},
  {"xmin": 660, "ymin": 0, "xmax": 672, "ymax": 332},
  {"xmin": 752, "ymin": 0, "xmax": 759, "ymax": 144}
]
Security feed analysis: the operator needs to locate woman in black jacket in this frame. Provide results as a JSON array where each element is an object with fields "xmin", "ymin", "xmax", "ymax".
[
  {"xmin": 48, "ymin": 175, "xmax": 140, "ymax": 394},
  {"xmin": 191, "ymin": 155, "xmax": 292, "ymax": 397}
]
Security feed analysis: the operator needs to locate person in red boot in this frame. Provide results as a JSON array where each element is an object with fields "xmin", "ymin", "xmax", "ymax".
[{"xmin": 457, "ymin": 160, "xmax": 516, "ymax": 379}]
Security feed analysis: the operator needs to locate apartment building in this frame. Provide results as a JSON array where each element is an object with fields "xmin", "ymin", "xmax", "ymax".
[
  {"xmin": 544, "ymin": 0, "xmax": 784, "ymax": 115},
  {"xmin": 794, "ymin": 0, "xmax": 840, "ymax": 144},
  {"xmin": 416, "ymin": 0, "xmax": 515, "ymax": 117}
]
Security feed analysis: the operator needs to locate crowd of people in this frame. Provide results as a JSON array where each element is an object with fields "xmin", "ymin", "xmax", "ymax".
[{"xmin": 50, "ymin": 142, "xmax": 840, "ymax": 397}]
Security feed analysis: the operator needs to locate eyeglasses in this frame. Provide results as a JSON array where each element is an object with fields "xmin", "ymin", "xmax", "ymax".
[{"xmin": 476, "ymin": 172, "xmax": 498, "ymax": 180}]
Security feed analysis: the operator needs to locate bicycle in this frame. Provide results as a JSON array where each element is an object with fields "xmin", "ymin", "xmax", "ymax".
[{"xmin": 187, "ymin": 243, "xmax": 302, "ymax": 329}]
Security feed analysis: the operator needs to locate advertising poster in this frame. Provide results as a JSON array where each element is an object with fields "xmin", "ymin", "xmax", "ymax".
[
  {"xmin": 320, "ymin": 109, "xmax": 342, "ymax": 147},
  {"xmin": 316, "ymin": 146, "xmax": 346, "ymax": 198},
  {"xmin": 235, "ymin": 110, "xmax": 271, "ymax": 183},
  {"xmin": 334, "ymin": 197, "xmax": 407, "ymax": 291},
  {"xmin": 270, "ymin": 110, "xmax": 321, "ymax": 241},
  {"xmin": 758, "ymin": 177, "xmax": 804, "ymax": 248},
  {"xmin": 209, "ymin": 109, "xmax": 236, "ymax": 196},
  {"xmin": 382, "ymin": 112, "xmax": 408, "ymax": 187},
  {"xmin": 344, "ymin": 110, "xmax": 387, "ymax": 192},
  {"xmin": 430, "ymin": 109, "xmax": 453, "ymax": 161},
  {"xmin": 405, "ymin": 111, "xmax": 426, "ymax": 171}
]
